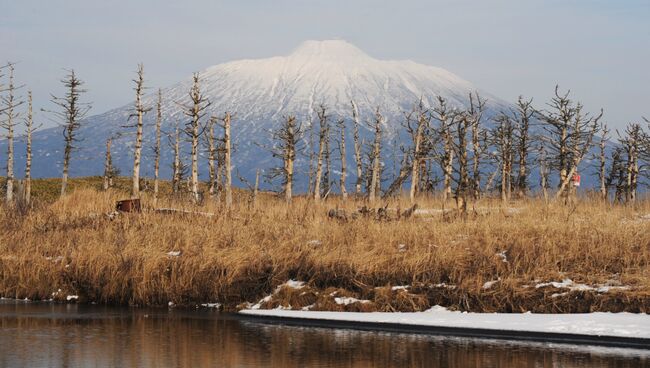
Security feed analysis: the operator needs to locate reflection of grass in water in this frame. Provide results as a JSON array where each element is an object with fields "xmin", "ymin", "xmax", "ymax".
[
  {"xmin": 0, "ymin": 302, "xmax": 645, "ymax": 367},
  {"xmin": 0, "ymin": 176, "xmax": 649, "ymax": 315}
]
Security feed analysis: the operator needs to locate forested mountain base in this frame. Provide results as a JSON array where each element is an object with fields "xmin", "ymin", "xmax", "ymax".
[{"xmin": 0, "ymin": 178, "xmax": 648, "ymax": 313}]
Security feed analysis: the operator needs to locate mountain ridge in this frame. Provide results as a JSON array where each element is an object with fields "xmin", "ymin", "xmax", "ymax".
[{"xmin": 2, "ymin": 40, "xmax": 515, "ymax": 191}]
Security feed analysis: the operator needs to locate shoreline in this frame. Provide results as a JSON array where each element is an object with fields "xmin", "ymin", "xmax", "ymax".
[
  {"xmin": 2, "ymin": 297, "xmax": 649, "ymax": 352},
  {"xmin": 240, "ymin": 308, "xmax": 650, "ymax": 350}
]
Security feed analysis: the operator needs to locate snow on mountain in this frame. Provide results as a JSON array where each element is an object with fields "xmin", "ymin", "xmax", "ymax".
[{"xmin": 3, "ymin": 40, "xmax": 514, "ymax": 191}]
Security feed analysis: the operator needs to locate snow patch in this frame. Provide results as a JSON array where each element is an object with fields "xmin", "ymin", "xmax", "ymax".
[
  {"xmin": 200, "ymin": 303, "xmax": 222, "ymax": 309},
  {"xmin": 482, "ymin": 279, "xmax": 500, "ymax": 290},
  {"xmin": 334, "ymin": 297, "xmax": 371, "ymax": 305},
  {"xmin": 240, "ymin": 308, "xmax": 650, "ymax": 339},
  {"xmin": 535, "ymin": 278, "xmax": 630, "ymax": 293}
]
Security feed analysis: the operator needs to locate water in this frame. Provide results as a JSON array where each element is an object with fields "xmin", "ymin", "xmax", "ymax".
[{"xmin": 0, "ymin": 300, "xmax": 648, "ymax": 367}]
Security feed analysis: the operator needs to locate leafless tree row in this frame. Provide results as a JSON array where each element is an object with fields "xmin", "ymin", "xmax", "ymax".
[{"xmin": 2, "ymin": 63, "xmax": 650, "ymax": 211}]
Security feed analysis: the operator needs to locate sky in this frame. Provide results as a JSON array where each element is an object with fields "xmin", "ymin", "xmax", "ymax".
[{"xmin": 1, "ymin": 0, "xmax": 649, "ymax": 130}]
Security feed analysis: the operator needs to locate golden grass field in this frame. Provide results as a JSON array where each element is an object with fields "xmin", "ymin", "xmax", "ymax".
[{"xmin": 0, "ymin": 177, "xmax": 649, "ymax": 313}]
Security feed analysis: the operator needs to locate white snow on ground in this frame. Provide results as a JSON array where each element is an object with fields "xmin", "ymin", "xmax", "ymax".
[
  {"xmin": 66, "ymin": 295, "xmax": 78, "ymax": 301},
  {"xmin": 284, "ymin": 280, "xmax": 305, "ymax": 289},
  {"xmin": 482, "ymin": 279, "xmax": 500, "ymax": 290},
  {"xmin": 240, "ymin": 306, "xmax": 650, "ymax": 339},
  {"xmin": 335, "ymin": 297, "xmax": 371, "ymax": 305},
  {"xmin": 248, "ymin": 280, "xmax": 306, "ymax": 310},
  {"xmin": 535, "ymin": 278, "xmax": 630, "ymax": 293},
  {"xmin": 200, "ymin": 303, "xmax": 222, "ymax": 309}
]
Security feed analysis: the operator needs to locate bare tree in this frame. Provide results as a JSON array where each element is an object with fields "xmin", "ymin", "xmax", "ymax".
[
  {"xmin": 313, "ymin": 104, "xmax": 328, "ymax": 202},
  {"xmin": 607, "ymin": 145, "xmax": 634, "ymax": 204},
  {"xmin": 538, "ymin": 144, "xmax": 549, "ymax": 202},
  {"xmin": 269, "ymin": 115, "xmax": 302, "ymax": 203},
  {"xmin": 23, "ymin": 91, "xmax": 39, "ymax": 205},
  {"xmin": 180, "ymin": 73, "xmax": 210, "ymax": 203},
  {"xmin": 215, "ymin": 134, "xmax": 225, "ymax": 202},
  {"xmin": 253, "ymin": 168, "xmax": 260, "ymax": 208},
  {"xmin": 536, "ymin": 86, "xmax": 601, "ymax": 201},
  {"xmin": 382, "ymin": 145, "xmax": 411, "ymax": 199},
  {"xmin": 469, "ymin": 92, "xmax": 488, "ymax": 199},
  {"xmin": 129, "ymin": 64, "xmax": 150, "ymax": 197},
  {"xmin": 431, "ymin": 96, "xmax": 455, "ymax": 203},
  {"xmin": 456, "ymin": 113, "xmax": 472, "ymax": 212},
  {"xmin": 222, "ymin": 112, "xmax": 233, "ymax": 207},
  {"xmin": 351, "ymin": 100, "xmax": 364, "ymax": 196},
  {"xmin": 171, "ymin": 123, "xmax": 182, "ymax": 194},
  {"xmin": 152, "ymin": 89, "xmax": 162, "ymax": 205},
  {"xmin": 405, "ymin": 99, "xmax": 429, "ymax": 203},
  {"xmin": 307, "ymin": 116, "xmax": 315, "ymax": 195},
  {"xmin": 598, "ymin": 122, "xmax": 610, "ymax": 201},
  {"xmin": 492, "ymin": 112, "xmax": 515, "ymax": 202},
  {"xmin": 368, "ymin": 108, "xmax": 383, "ymax": 202},
  {"xmin": 337, "ymin": 118, "xmax": 348, "ymax": 199},
  {"xmin": 206, "ymin": 116, "xmax": 218, "ymax": 196},
  {"xmin": 48, "ymin": 70, "xmax": 91, "ymax": 197},
  {"xmin": 323, "ymin": 118, "xmax": 332, "ymax": 197},
  {"xmin": 103, "ymin": 138, "xmax": 112, "ymax": 191},
  {"xmin": 619, "ymin": 123, "xmax": 642, "ymax": 203},
  {"xmin": 1, "ymin": 63, "xmax": 23, "ymax": 204},
  {"xmin": 513, "ymin": 96, "xmax": 534, "ymax": 197}
]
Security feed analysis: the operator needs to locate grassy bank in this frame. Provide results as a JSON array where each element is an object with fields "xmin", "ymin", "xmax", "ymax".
[{"xmin": 1, "ymin": 177, "xmax": 649, "ymax": 313}]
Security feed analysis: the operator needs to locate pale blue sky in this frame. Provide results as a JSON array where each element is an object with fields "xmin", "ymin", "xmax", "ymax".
[{"xmin": 2, "ymin": 0, "xmax": 649, "ymax": 129}]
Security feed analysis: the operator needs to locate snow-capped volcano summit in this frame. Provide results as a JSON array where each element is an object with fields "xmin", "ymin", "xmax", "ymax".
[
  {"xmin": 6, "ymin": 40, "xmax": 513, "ymax": 189},
  {"xmin": 284, "ymin": 39, "xmax": 373, "ymax": 61},
  {"xmin": 179, "ymin": 39, "xmax": 505, "ymax": 122}
]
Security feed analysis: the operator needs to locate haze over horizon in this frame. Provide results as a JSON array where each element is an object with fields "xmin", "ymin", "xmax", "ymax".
[{"xmin": 2, "ymin": 0, "xmax": 649, "ymax": 129}]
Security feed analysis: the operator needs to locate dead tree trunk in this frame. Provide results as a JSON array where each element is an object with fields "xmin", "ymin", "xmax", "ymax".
[
  {"xmin": 24, "ymin": 91, "xmax": 34, "ymax": 205},
  {"xmin": 539, "ymin": 144, "xmax": 549, "ymax": 203},
  {"xmin": 207, "ymin": 116, "xmax": 217, "ymax": 196},
  {"xmin": 1, "ymin": 63, "xmax": 23, "ymax": 204},
  {"xmin": 514, "ymin": 96, "xmax": 533, "ymax": 198},
  {"xmin": 323, "ymin": 123, "xmax": 332, "ymax": 197},
  {"xmin": 49, "ymin": 70, "xmax": 91, "ymax": 197},
  {"xmin": 223, "ymin": 112, "xmax": 233, "ymax": 207},
  {"xmin": 599, "ymin": 123, "xmax": 609, "ymax": 201},
  {"xmin": 252, "ymin": 169, "xmax": 260, "ymax": 207},
  {"xmin": 368, "ymin": 109, "xmax": 383, "ymax": 202},
  {"xmin": 620, "ymin": 123, "xmax": 642, "ymax": 204},
  {"xmin": 103, "ymin": 138, "xmax": 112, "ymax": 191},
  {"xmin": 172, "ymin": 124, "xmax": 181, "ymax": 193},
  {"xmin": 469, "ymin": 92, "xmax": 487, "ymax": 200},
  {"xmin": 432, "ymin": 96, "xmax": 454, "ymax": 203},
  {"xmin": 181, "ymin": 73, "xmax": 210, "ymax": 204},
  {"xmin": 153, "ymin": 89, "xmax": 162, "ymax": 205},
  {"xmin": 408, "ymin": 101, "xmax": 427, "ymax": 204},
  {"xmin": 493, "ymin": 113, "xmax": 515, "ymax": 202},
  {"xmin": 454, "ymin": 113, "xmax": 471, "ymax": 213},
  {"xmin": 337, "ymin": 118, "xmax": 348, "ymax": 199},
  {"xmin": 271, "ymin": 115, "xmax": 301, "ymax": 203},
  {"xmin": 351, "ymin": 100, "xmax": 363, "ymax": 195},
  {"xmin": 130, "ymin": 64, "xmax": 148, "ymax": 198},
  {"xmin": 307, "ymin": 117, "xmax": 315, "ymax": 195},
  {"xmin": 313, "ymin": 105, "xmax": 328, "ymax": 202}
]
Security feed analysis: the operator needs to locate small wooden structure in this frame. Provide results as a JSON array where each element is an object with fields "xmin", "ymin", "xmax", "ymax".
[{"xmin": 116, "ymin": 198, "xmax": 141, "ymax": 213}]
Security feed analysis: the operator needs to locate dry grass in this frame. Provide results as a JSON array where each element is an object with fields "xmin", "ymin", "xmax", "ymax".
[{"xmin": 1, "ymin": 177, "xmax": 649, "ymax": 313}]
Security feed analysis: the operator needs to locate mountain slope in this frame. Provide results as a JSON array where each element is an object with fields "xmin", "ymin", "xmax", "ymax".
[{"xmin": 4, "ymin": 40, "xmax": 514, "ymax": 191}]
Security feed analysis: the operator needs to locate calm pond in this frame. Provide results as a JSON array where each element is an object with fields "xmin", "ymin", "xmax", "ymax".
[{"xmin": 0, "ymin": 300, "xmax": 647, "ymax": 367}]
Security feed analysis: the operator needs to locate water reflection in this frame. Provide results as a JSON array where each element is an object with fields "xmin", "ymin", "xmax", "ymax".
[{"xmin": 0, "ymin": 301, "xmax": 647, "ymax": 367}]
